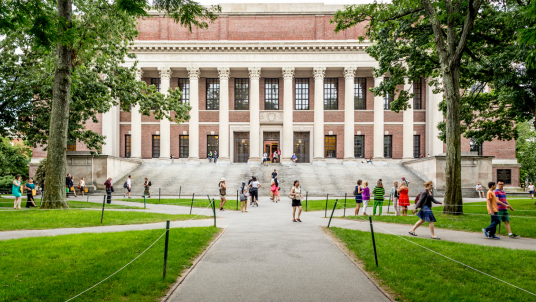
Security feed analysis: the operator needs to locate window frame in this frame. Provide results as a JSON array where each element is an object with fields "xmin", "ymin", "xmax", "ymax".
[
  {"xmin": 384, "ymin": 135, "xmax": 393, "ymax": 158},
  {"xmin": 295, "ymin": 78, "xmax": 310, "ymax": 110},
  {"xmin": 178, "ymin": 78, "xmax": 190, "ymax": 104},
  {"xmin": 354, "ymin": 77, "xmax": 366, "ymax": 110},
  {"xmin": 470, "ymin": 137, "xmax": 483, "ymax": 156},
  {"xmin": 413, "ymin": 78, "xmax": 422, "ymax": 110},
  {"xmin": 207, "ymin": 135, "xmax": 219, "ymax": 157},
  {"xmin": 383, "ymin": 77, "xmax": 394, "ymax": 110},
  {"xmin": 324, "ymin": 78, "xmax": 338, "ymax": 110},
  {"xmin": 324, "ymin": 135, "xmax": 337, "ymax": 158},
  {"xmin": 497, "ymin": 169, "xmax": 512, "ymax": 185},
  {"xmin": 206, "ymin": 78, "xmax": 220, "ymax": 110},
  {"xmin": 152, "ymin": 135, "xmax": 160, "ymax": 158},
  {"xmin": 179, "ymin": 135, "xmax": 189, "ymax": 158},
  {"xmin": 264, "ymin": 78, "xmax": 279, "ymax": 110},
  {"xmin": 125, "ymin": 134, "xmax": 131, "ymax": 158},
  {"xmin": 234, "ymin": 78, "xmax": 249, "ymax": 110},
  {"xmin": 151, "ymin": 78, "xmax": 161, "ymax": 92},
  {"xmin": 413, "ymin": 135, "xmax": 421, "ymax": 158},
  {"xmin": 354, "ymin": 135, "xmax": 365, "ymax": 158},
  {"xmin": 67, "ymin": 140, "xmax": 76, "ymax": 152}
]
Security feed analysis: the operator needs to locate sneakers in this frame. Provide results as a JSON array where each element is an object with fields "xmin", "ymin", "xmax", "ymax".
[
  {"xmin": 293, "ymin": 219, "xmax": 297, "ymax": 222},
  {"xmin": 297, "ymin": 218, "xmax": 302, "ymax": 222},
  {"xmin": 491, "ymin": 235, "xmax": 501, "ymax": 240},
  {"xmin": 509, "ymin": 234, "xmax": 520, "ymax": 238},
  {"xmin": 482, "ymin": 228, "xmax": 490, "ymax": 238}
]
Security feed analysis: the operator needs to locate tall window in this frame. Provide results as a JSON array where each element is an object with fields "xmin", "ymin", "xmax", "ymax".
[
  {"xmin": 152, "ymin": 135, "xmax": 160, "ymax": 158},
  {"xmin": 235, "ymin": 78, "xmax": 249, "ymax": 110},
  {"xmin": 354, "ymin": 78, "xmax": 366, "ymax": 110},
  {"xmin": 354, "ymin": 135, "xmax": 365, "ymax": 158},
  {"xmin": 413, "ymin": 78, "xmax": 422, "ymax": 109},
  {"xmin": 67, "ymin": 140, "xmax": 76, "ymax": 151},
  {"xmin": 207, "ymin": 135, "xmax": 219, "ymax": 156},
  {"xmin": 295, "ymin": 78, "xmax": 310, "ymax": 110},
  {"xmin": 178, "ymin": 78, "xmax": 190, "ymax": 103},
  {"xmin": 470, "ymin": 137, "xmax": 483, "ymax": 155},
  {"xmin": 413, "ymin": 135, "xmax": 420, "ymax": 158},
  {"xmin": 325, "ymin": 135, "xmax": 337, "ymax": 158},
  {"xmin": 384, "ymin": 135, "xmax": 392, "ymax": 158},
  {"xmin": 125, "ymin": 135, "xmax": 131, "ymax": 158},
  {"xmin": 265, "ymin": 78, "xmax": 279, "ymax": 110},
  {"xmin": 179, "ymin": 135, "xmax": 189, "ymax": 158},
  {"xmin": 151, "ymin": 78, "xmax": 161, "ymax": 92},
  {"xmin": 383, "ymin": 77, "xmax": 394, "ymax": 110},
  {"xmin": 206, "ymin": 78, "xmax": 220, "ymax": 110},
  {"xmin": 497, "ymin": 169, "xmax": 512, "ymax": 185},
  {"xmin": 324, "ymin": 78, "xmax": 338, "ymax": 110}
]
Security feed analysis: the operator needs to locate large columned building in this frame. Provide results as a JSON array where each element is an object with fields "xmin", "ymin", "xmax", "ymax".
[{"xmin": 30, "ymin": 3, "xmax": 520, "ymax": 188}]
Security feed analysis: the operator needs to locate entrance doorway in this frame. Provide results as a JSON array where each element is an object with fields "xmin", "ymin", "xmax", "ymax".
[
  {"xmin": 293, "ymin": 132, "xmax": 310, "ymax": 163},
  {"xmin": 263, "ymin": 132, "xmax": 280, "ymax": 163}
]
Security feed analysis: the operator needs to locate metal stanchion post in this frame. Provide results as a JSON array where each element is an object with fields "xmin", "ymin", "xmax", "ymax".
[
  {"xmin": 190, "ymin": 193, "xmax": 195, "ymax": 215},
  {"xmin": 144, "ymin": 191, "xmax": 146, "ymax": 209},
  {"xmin": 163, "ymin": 220, "xmax": 170, "ymax": 278},
  {"xmin": 388, "ymin": 195, "xmax": 391, "ymax": 213},
  {"xmin": 101, "ymin": 195, "xmax": 106, "ymax": 223},
  {"xmin": 369, "ymin": 216, "xmax": 379, "ymax": 266},
  {"xmin": 325, "ymin": 194, "xmax": 329, "ymax": 218},
  {"xmin": 159, "ymin": 188, "xmax": 161, "ymax": 203},
  {"xmin": 327, "ymin": 200, "xmax": 338, "ymax": 228},
  {"xmin": 344, "ymin": 193, "xmax": 347, "ymax": 218},
  {"xmin": 236, "ymin": 190, "xmax": 238, "ymax": 210},
  {"xmin": 179, "ymin": 186, "xmax": 181, "ymax": 199},
  {"xmin": 87, "ymin": 193, "xmax": 89, "ymax": 203},
  {"xmin": 305, "ymin": 191, "xmax": 308, "ymax": 211},
  {"xmin": 212, "ymin": 198, "xmax": 216, "ymax": 227}
]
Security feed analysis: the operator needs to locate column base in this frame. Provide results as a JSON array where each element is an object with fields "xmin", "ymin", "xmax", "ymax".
[
  {"xmin": 312, "ymin": 158, "xmax": 326, "ymax": 166},
  {"xmin": 215, "ymin": 158, "xmax": 231, "ymax": 165},
  {"xmin": 280, "ymin": 157, "xmax": 294, "ymax": 165},
  {"xmin": 247, "ymin": 157, "xmax": 262, "ymax": 165},
  {"xmin": 186, "ymin": 157, "xmax": 201, "ymax": 165},
  {"xmin": 343, "ymin": 158, "xmax": 358, "ymax": 165}
]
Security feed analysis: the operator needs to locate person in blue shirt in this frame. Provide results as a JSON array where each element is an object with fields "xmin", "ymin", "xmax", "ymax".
[{"xmin": 291, "ymin": 153, "xmax": 297, "ymax": 166}]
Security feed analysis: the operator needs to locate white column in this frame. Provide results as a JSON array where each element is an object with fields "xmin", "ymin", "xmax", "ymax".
[
  {"xmin": 403, "ymin": 78, "xmax": 414, "ymax": 159},
  {"xmin": 113, "ymin": 104, "xmax": 120, "ymax": 157},
  {"xmin": 131, "ymin": 69, "xmax": 143, "ymax": 158},
  {"xmin": 281, "ymin": 67, "xmax": 294, "ymax": 164},
  {"xmin": 158, "ymin": 67, "xmax": 172, "ymax": 159},
  {"xmin": 426, "ymin": 77, "xmax": 444, "ymax": 156},
  {"xmin": 313, "ymin": 67, "xmax": 326, "ymax": 163},
  {"xmin": 373, "ymin": 77, "xmax": 385, "ymax": 159},
  {"xmin": 248, "ymin": 67, "xmax": 261, "ymax": 164},
  {"xmin": 101, "ymin": 108, "xmax": 113, "ymax": 156},
  {"xmin": 217, "ymin": 67, "xmax": 230, "ymax": 163},
  {"xmin": 343, "ymin": 67, "xmax": 357, "ymax": 163},
  {"xmin": 187, "ymin": 67, "xmax": 200, "ymax": 163}
]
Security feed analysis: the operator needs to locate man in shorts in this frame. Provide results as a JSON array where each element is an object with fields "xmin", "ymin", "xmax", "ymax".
[
  {"xmin": 494, "ymin": 181, "xmax": 519, "ymax": 238},
  {"xmin": 124, "ymin": 175, "xmax": 132, "ymax": 199}
]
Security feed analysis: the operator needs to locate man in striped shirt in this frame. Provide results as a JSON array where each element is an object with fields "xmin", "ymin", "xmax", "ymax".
[{"xmin": 494, "ymin": 181, "xmax": 519, "ymax": 238}]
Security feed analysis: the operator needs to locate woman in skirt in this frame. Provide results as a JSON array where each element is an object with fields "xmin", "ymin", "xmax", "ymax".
[
  {"xmin": 289, "ymin": 180, "xmax": 303, "ymax": 222},
  {"xmin": 398, "ymin": 182, "xmax": 410, "ymax": 216},
  {"xmin": 354, "ymin": 180, "xmax": 363, "ymax": 216},
  {"xmin": 409, "ymin": 181, "xmax": 443, "ymax": 239}
]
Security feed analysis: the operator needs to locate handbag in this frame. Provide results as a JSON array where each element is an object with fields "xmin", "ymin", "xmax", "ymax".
[
  {"xmin": 66, "ymin": 188, "xmax": 69, "ymax": 193},
  {"xmin": 271, "ymin": 184, "xmax": 276, "ymax": 192},
  {"xmin": 77, "ymin": 185, "xmax": 81, "ymax": 189},
  {"xmin": 70, "ymin": 186, "xmax": 74, "ymax": 192},
  {"xmin": 32, "ymin": 189, "xmax": 36, "ymax": 196},
  {"xmin": 84, "ymin": 187, "xmax": 88, "ymax": 193}
]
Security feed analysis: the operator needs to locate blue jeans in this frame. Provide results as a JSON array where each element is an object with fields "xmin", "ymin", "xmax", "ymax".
[{"xmin": 485, "ymin": 213, "xmax": 500, "ymax": 236}]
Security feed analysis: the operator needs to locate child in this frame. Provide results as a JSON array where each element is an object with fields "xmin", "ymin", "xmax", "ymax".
[
  {"xmin": 362, "ymin": 181, "xmax": 370, "ymax": 216},
  {"xmin": 372, "ymin": 180, "xmax": 385, "ymax": 216}
]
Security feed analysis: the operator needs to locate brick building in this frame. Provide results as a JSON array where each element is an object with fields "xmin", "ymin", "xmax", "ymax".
[{"xmin": 30, "ymin": 3, "xmax": 520, "ymax": 188}]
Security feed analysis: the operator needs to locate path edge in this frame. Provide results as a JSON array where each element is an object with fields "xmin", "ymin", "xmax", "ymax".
[
  {"xmin": 319, "ymin": 226, "xmax": 396, "ymax": 302},
  {"xmin": 160, "ymin": 227, "xmax": 226, "ymax": 302}
]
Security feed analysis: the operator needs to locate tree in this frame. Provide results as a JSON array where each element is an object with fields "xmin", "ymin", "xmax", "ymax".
[
  {"xmin": 333, "ymin": 0, "xmax": 488, "ymax": 214},
  {"xmin": 0, "ymin": 137, "xmax": 31, "ymax": 179},
  {"xmin": 1, "ymin": 0, "xmax": 220, "ymax": 209},
  {"xmin": 518, "ymin": 2, "xmax": 536, "ymax": 68},
  {"xmin": 516, "ymin": 121, "xmax": 536, "ymax": 189}
]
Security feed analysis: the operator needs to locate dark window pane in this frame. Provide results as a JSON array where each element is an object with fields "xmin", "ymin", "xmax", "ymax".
[
  {"xmin": 325, "ymin": 135, "xmax": 337, "ymax": 158},
  {"xmin": 413, "ymin": 78, "xmax": 421, "ymax": 110},
  {"xmin": 295, "ymin": 78, "xmax": 309, "ymax": 110},
  {"xmin": 354, "ymin": 135, "xmax": 364, "ymax": 158},
  {"xmin": 265, "ymin": 78, "xmax": 279, "ymax": 110},
  {"xmin": 470, "ymin": 137, "xmax": 483, "ymax": 156},
  {"xmin": 179, "ymin": 135, "xmax": 189, "ymax": 158},
  {"xmin": 293, "ymin": 132, "xmax": 310, "ymax": 163},
  {"xmin": 384, "ymin": 135, "xmax": 392, "ymax": 158},
  {"xmin": 178, "ymin": 78, "xmax": 190, "ymax": 104},
  {"xmin": 207, "ymin": 135, "xmax": 219, "ymax": 157},
  {"xmin": 324, "ymin": 78, "xmax": 338, "ymax": 110},
  {"xmin": 235, "ymin": 78, "xmax": 249, "ymax": 110},
  {"xmin": 125, "ymin": 135, "xmax": 131, "ymax": 158},
  {"xmin": 383, "ymin": 77, "xmax": 394, "ymax": 110},
  {"xmin": 206, "ymin": 78, "xmax": 220, "ymax": 110},
  {"xmin": 152, "ymin": 135, "xmax": 160, "ymax": 158},
  {"xmin": 413, "ymin": 135, "xmax": 420, "ymax": 158},
  {"xmin": 497, "ymin": 169, "xmax": 512, "ymax": 185},
  {"xmin": 151, "ymin": 78, "xmax": 161, "ymax": 92},
  {"xmin": 354, "ymin": 78, "xmax": 366, "ymax": 110},
  {"xmin": 234, "ymin": 132, "xmax": 250, "ymax": 163},
  {"xmin": 67, "ymin": 140, "xmax": 76, "ymax": 152}
]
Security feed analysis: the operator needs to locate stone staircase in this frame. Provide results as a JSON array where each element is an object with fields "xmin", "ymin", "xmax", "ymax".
[{"xmin": 112, "ymin": 161, "xmax": 426, "ymax": 198}]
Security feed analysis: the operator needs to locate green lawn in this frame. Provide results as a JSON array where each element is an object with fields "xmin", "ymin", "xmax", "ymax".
[
  {"xmin": 118, "ymin": 197, "xmax": 241, "ymax": 210},
  {"xmin": 330, "ymin": 227, "xmax": 536, "ymax": 302},
  {"xmin": 0, "ymin": 227, "xmax": 219, "ymax": 302},
  {"xmin": 0, "ymin": 198, "xmax": 143, "ymax": 209},
  {"xmin": 0, "ymin": 209, "xmax": 210, "ymax": 231},
  {"xmin": 303, "ymin": 198, "xmax": 389, "ymax": 212},
  {"xmin": 340, "ymin": 199, "xmax": 536, "ymax": 238}
]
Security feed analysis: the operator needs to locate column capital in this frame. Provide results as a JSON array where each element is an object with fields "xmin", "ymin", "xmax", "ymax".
[
  {"xmin": 343, "ymin": 67, "xmax": 357, "ymax": 79},
  {"xmin": 248, "ymin": 67, "xmax": 261, "ymax": 80},
  {"xmin": 217, "ymin": 67, "xmax": 231, "ymax": 80},
  {"xmin": 313, "ymin": 67, "xmax": 326, "ymax": 80},
  {"xmin": 282, "ymin": 67, "xmax": 295, "ymax": 80},
  {"xmin": 135, "ymin": 68, "xmax": 144, "ymax": 81},
  {"xmin": 187, "ymin": 67, "xmax": 201, "ymax": 80},
  {"xmin": 158, "ymin": 67, "xmax": 172, "ymax": 79}
]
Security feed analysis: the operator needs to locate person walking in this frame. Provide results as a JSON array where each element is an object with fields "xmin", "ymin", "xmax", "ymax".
[
  {"xmin": 104, "ymin": 177, "xmax": 113, "ymax": 204},
  {"xmin": 79, "ymin": 177, "xmax": 86, "ymax": 197},
  {"xmin": 263, "ymin": 152, "xmax": 268, "ymax": 166},
  {"xmin": 25, "ymin": 177, "xmax": 37, "ymax": 208},
  {"xmin": 270, "ymin": 178, "xmax": 275, "ymax": 201},
  {"xmin": 213, "ymin": 151, "xmax": 218, "ymax": 164},
  {"xmin": 124, "ymin": 175, "xmax": 132, "ymax": 198},
  {"xmin": 354, "ymin": 180, "xmax": 363, "ymax": 216},
  {"xmin": 289, "ymin": 180, "xmax": 303, "ymax": 222},
  {"xmin": 272, "ymin": 169, "xmax": 277, "ymax": 179},
  {"xmin": 372, "ymin": 180, "xmax": 385, "ymax": 216},
  {"xmin": 65, "ymin": 173, "xmax": 71, "ymax": 195},
  {"xmin": 528, "ymin": 182, "xmax": 535, "ymax": 200},
  {"xmin": 494, "ymin": 181, "xmax": 519, "ymax": 238},
  {"xmin": 476, "ymin": 182, "xmax": 484, "ymax": 199},
  {"xmin": 483, "ymin": 182, "xmax": 512, "ymax": 239},
  {"xmin": 144, "ymin": 177, "xmax": 151, "ymax": 198},
  {"xmin": 401, "ymin": 177, "xmax": 410, "ymax": 187},
  {"xmin": 273, "ymin": 176, "xmax": 280, "ymax": 203},
  {"xmin": 208, "ymin": 151, "xmax": 213, "ymax": 163},
  {"xmin": 291, "ymin": 153, "xmax": 297, "ymax": 165},
  {"xmin": 239, "ymin": 181, "xmax": 248, "ymax": 212},
  {"xmin": 273, "ymin": 150, "xmax": 278, "ymax": 163},
  {"xmin": 219, "ymin": 178, "xmax": 227, "ymax": 211},
  {"xmin": 362, "ymin": 181, "xmax": 370, "ymax": 216},
  {"xmin": 390, "ymin": 181, "xmax": 400, "ymax": 216},
  {"xmin": 12, "ymin": 174, "xmax": 22, "ymax": 209},
  {"xmin": 249, "ymin": 176, "xmax": 261, "ymax": 207},
  {"xmin": 70, "ymin": 176, "xmax": 78, "ymax": 197},
  {"xmin": 398, "ymin": 182, "xmax": 410, "ymax": 216},
  {"xmin": 409, "ymin": 181, "xmax": 443, "ymax": 239},
  {"xmin": 170, "ymin": 154, "xmax": 174, "ymax": 163}
]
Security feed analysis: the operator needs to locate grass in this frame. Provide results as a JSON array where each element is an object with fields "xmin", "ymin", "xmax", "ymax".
[
  {"xmin": 303, "ymin": 198, "xmax": 389, "ymax": 212},
  {"xmin": 0, "ymin": 209, "xmax": 210, "ymax": 231},
  {"xmin": 118, "ymin": 197, "xmax": 241, "ymax": 210},
  {"xmin": 0, "ymin": 198, "xmax": 143, "ymax": 209},
  {"xmin": 0, "ymin": 227, "xmax": 219, "ymax": 302},
  {"xmin": 340, "ymin": 198, "xmax": 536, "ymax": 238},
  {"xmin": 330, "ymin": 227, "xmax": 536, "ymax": 302}
]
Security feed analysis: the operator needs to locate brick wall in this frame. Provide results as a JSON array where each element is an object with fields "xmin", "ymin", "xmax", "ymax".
[
  {"xmin": 355, "ymin": 125, "xmax": 374, "ymax": 159},
  {"xmin": 324, "ymin": 111, "xmax": 344, "ymax": 122},
  {"xmin": 141, "ymin": 125, "xmax": 160, "ymax": 159},
  {"xmin": 385, "ymin": 125, "xmax": 403, "ymax": 159},
  {"xmin": 355, "ymin": 111, "xmax": 374, "ymax": 122},
  {"xmin": 492, "ymin": 167, "xmax": 520, "ymax": 187},
  {"xmin": 199, "ymin": 125, "xmax": 219, "ymax": 159},
  {"xmin": 366, "ymin": 77, "xmax": 374, "ymax": 109},
  {"xmin": 120, "ymin": 111, "xmax": 131, "ymax": 122},
  {"xmin": 414, "ymin": 125, "xmax": 426, "ymax": 158},
  {"xmin": 482, "ymin": 139, "xmax": 516, "ymax": 159},
  {"xmin": 384, "ymin": 111, "xmax": 403, "ymax": 123},
  {"xmin": 294, "ymin": 111, "xmax": 314, "ymax": 122},
  {"xmin": 120, "ymin": 125, "xmax": 131, "ymax": 158},
  {"xmin": 413, "ymin": 111, "xmax": 426, "ymax": 123},
  {"xmin": 324, "ymin": 125, "xmax": 344, "ymax": 159},
  {"xmin": 230, "ymin": 111, "xmax": 250, "ymax": 123},
  {"xmin": 171, "ymin": 125, "xmax": 189, "ymax": 158},
  {"xmin": 337, "ymin": 77, "xmax": 345, "ymax": 110}
]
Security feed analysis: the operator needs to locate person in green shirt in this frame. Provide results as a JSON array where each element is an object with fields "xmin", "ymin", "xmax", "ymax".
[{"xmin": 372, "ymin": 180, "xmax": 385, "ymax": 216}]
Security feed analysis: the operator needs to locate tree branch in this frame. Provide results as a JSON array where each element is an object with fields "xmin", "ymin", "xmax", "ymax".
[
  {"xmin": 453, "ymin": 0, "xmax": 484, "ymax": 64},
  {"xmin": 421, "ymin": 0, "xmax": 448, "ymax": 62}
]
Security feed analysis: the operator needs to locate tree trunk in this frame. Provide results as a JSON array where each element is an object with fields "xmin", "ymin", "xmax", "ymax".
[
  {"xmin": 442, "ymin": 65, "xmax": 463, "ymax": 215},
  {"xmin": 42, "ymin": 0, "xmax": 72, "ymax": 209}
]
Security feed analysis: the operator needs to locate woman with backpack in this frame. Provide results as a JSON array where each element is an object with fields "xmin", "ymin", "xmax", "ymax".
[
  {"xmin": 240, "ymin": 181, "xmax": 249, "ymax": 212},
  {"xmin": 249, "ymin": 177, "xmax": 261, "ymax": 207},
  {"xmin": 144, "ymin": 178, "xmax": 151, "ymax": 198},
  {"xmin": 273, "ymin": 177, "xmax": 280, "ymax": 203},
  {"xmin": 409, "ymin": 181, "xmax": 443, "ymax": 239},
  {"xmin": 219, "ymin": 178, "xmax": 227, "ymax": 211},
  {"xmin": 398, "ymin": 182, "xmax": 410, "ymax": 216},
  {"xmin": 354, "ymin": 180, "xmax": 363, "ymax": 216}
]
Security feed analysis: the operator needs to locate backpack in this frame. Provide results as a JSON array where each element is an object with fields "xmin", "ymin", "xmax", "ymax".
[
  {"xmin": 353, "ymin": 186, "xmax": 359, "ymax": 196},
  {"xmin": 148, "ymin": 181, "xmax": 152, "ymax": 186},
  {"xmin": 123, "ymin": 181, "xmax": 128, "ymax": 188},
  {"xmin": 414, "ymin": 192, "xmax": 423, "ymax": 207}
]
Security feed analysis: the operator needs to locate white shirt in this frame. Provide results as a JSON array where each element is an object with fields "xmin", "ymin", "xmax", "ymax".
[
  {"xmin": 263, "ymin": 153, "xmax": 267, "ymax": 158},
  {"xmin": 476, "ymin": 184, "xmax": 482, "ymax": 191},
  {"xmin": 529, "ymin": 185, "xmax": 535, "ymax": 191},
  {"xmin": 80, "ymin": 180, "xmax": 85, "ymax": 187},
  {"xmin": 126, "ymin": 178, "xmax": 131, "ymax": 188},
  {"xmin": 251, "ymin": 181, "xmax": 260, "ymax": 188}
]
